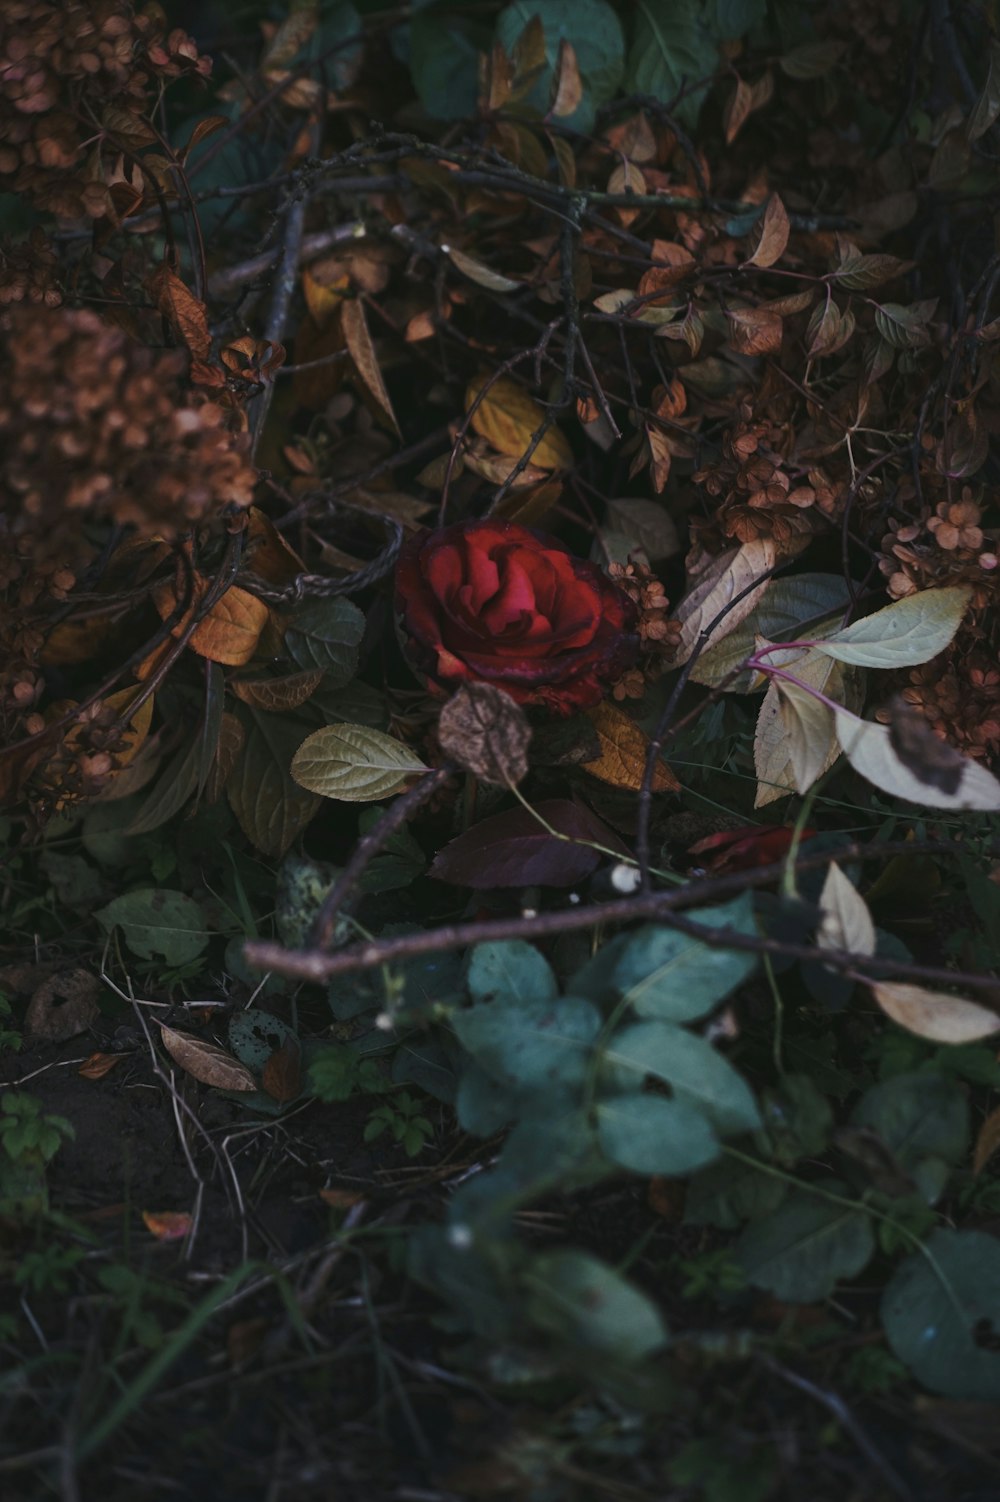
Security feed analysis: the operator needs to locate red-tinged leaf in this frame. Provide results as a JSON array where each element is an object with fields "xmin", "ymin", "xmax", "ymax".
[
  {"xmin": 262, "ymin": 1037, "xmax": 302, "ymax": 1103},
  {"xmin": 429, "ymin": 798, "xmax": 631, "ymax": 888},
  {"xmin": 142, "ymin": 1210, "xmax": 193, "ymax": 1242},
  {"xmin": 727, "ymin": 305, "xmax": 783, "ymax": 355},
  {"xmin": 688, "ymin": 825, "xmax": 817, "ymax": 874},
  {"xmin": 147, "ymin": 264, "xmax": 212, "ymax": 362},
  {"xmin": 79, "ymin": 1051, "xmax": 126, "ymax": 1081}
]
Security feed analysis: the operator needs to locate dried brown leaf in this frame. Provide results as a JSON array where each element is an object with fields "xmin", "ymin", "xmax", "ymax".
[
  {"xmin": 438, "ymin": 683, "xmax": 532, "ymax": 786},
  {"xmin": 159, "ymin": 1023, "xmax": 258, "ymax": 1091},
  {"xmin": 341, "ymin": 298, "xmax": 401, "ymax": 436},
  {"xmin": 582, "ymin": 702, "xmax": 679, "ymax": 793},
  {"xmin": 745, "ymin": 195, "xmax": 790, "ymax": 269},
  {"xmin": 231, "ymin": 670, "xmax": 325, "ymax": 714},
  {"xmin": 147, "ymin": 264, "xmax": 212, "ymax": 363}
]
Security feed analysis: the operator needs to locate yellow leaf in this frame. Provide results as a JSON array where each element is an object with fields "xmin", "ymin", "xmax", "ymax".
[
  {"xmin": 871, "ymin": 980, "xmax": 1000, "ymax": 1044},
  {"xmin": 154, "ymin": 575, "xmax": 270, "ymax": 667},
  {"xmin": 465, "ymin": 374, "xmax": 573, "ymax": 470},
  {"xmin": 582, "ymin": 702, "xmax": 679, "ymax": 793}
]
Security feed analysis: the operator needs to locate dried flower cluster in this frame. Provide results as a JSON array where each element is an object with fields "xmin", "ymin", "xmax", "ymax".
[
  {"xmin": 692, "ymin": 399, "xmax": 838, "ymax": 551},
  {"xmin": 0, "ymin": 0, "xmax": 210, "ymax": 220},
  {"xmin": 0, "ymin": 304, "xmax": 256, "ymax": 568},
  {"xmin": 0, "ymin": 230, "xmax": 62, "ymax": 306},
  {"xmin": 607, "ymin": 560, "xmax": 682, "ymax": 700}
]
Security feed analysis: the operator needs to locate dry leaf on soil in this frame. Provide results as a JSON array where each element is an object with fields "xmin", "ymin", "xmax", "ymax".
[{"xmin": 158, "ymin": 1023, "xmax": 258, "ymax": 1091}]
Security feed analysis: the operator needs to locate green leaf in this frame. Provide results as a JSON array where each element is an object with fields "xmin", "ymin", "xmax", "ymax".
[
  {"xmin": 753, "ymin": 648, "xmax": 852, "ymax": 806},
  {"xmin": 228, "ymin": 1009, "xmax": 296, "ymax": 1073},
  {"xmin": 736, "ymin": 1182, "xmax": 875, "ymax": 1301},
  {"xmin": 685, "ymin": 1155, "xmax": 788, "ymax": 1229},
  {"xmin": 610, "ymin": 892, "xmax": 759, "ymax": 1022},
  {"xmin": 689, "ymin": 573, "xmax": 853, "ymax": 689},
  {"xmin": 626, "ymin": 0, "xmax": 719, "ymax": 127},
  {"xmin": 602, "ymin": 1021, "xmax": 761, "ymax": 1136},
  {"xmin": 833, "ymin": 706, "xmax": 1000, "ymax": 811},
  {"xmin": 850, "ymin": 1072, "xmax": 968, "ymax": 1205},
  {"xmin": 603, "ymin": 498, "xmax": 681, "ymax": 562},
  {"xmin": 453, "ymin": 993, "xmax": 600, "ymax": 1091},
  {"xmin": 495, "ymin": 0, "xmax": 625, "ymax": 133},
  {"xmin": 228, "ymin": 711, "xmax": 322, "ymax": 856},
  {"xmin": 456, "ymin": 1061, "xmax": 521, "ymax": 1135},
  {"xmin": 308, "ymin": 679, "xmax": 389, "ymax": 728},
  {"xmin": 759, "ymin": 1073, "xmax": 834, "ymax": 1165},
  {"xmin": 357, "ymin": 806, "xmax": 426, "ymax": 891},
  {"xmin": 713, "ymin": 0, "xmax": 766, "ymax": 36},
  {"xmin": 284, "ymin": 598, "xmax": 365, "ymax": 684},
  {"xmin": 812, "ymin": 587, "xmax": 971, "ymax": 669},
  {"xmin": 97, "ymin": 889, "xmax": 209, "ymax": 966},
  {"xmin": 410, "ymin": 5, "xmax": 484, "ymax": 121},
  {"xmin": 874, "ymin": 301, "xmax": 933, "ymax": 350},
  {"xmin": 291, "ymin": 724, "xmax": 428, "ymax": 801},
  {"xmin": 466, "ymin": 940, "xmax": 558, "ymax": 1007},
  {"xmin": 596, "ymin": 1093, "xmax": 719, "ymax": 1175},
  {"xmin": 882, "ymin": 1230, "xmax": 1000, "ymax": 1399},
  {"xmin": 525, "ymin": 1249, "xmax": 668, "ymax": 1361}
]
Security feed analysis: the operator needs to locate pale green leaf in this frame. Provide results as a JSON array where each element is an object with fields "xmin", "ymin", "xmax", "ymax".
[
  {"xmin": 689, "ymin": 573, "xmax": 853, "ymax": 689},
  {"xmin": 596, "ymin": 1094, "xmax": 719, "ymax": 1175},
  {"xmin": 812, "ymin": 587, "xmax": 971, "ymax": 669},
  {"xmin": 291, "ymin": 724, "xmax": 428, "ymax": 801},
  {"xmin": 882, "ymin": 1230, "xmax": 1000, "ymax": 1398},
  {"xmin": 452, "ymin": 994, "xmax": 600, "ymax": 1091},
  {"xmin": 673, "ymin": 538, "xmax": 776, "ymax": 666},
  {"xmin": 736, "ymin": 1182, "xmax": 874, "ymax": 1301},
  {"xmin": 97, "ymin": 889, "xmax": 209, "ymax": 966},
  {"xmin": 753, "ymin": 648, "xmax": 847, "ymax": 806},
  {"xmin": 602, "ymin": 1021, "xmax": 761, "ymax": 1136},
  {"xmin": 526, "ymin": 1249, "xmax": 668, "ymax": 1360},
  {"xmin": 776, "ymin": 674, "xmax": 837, "ymax": 795}
]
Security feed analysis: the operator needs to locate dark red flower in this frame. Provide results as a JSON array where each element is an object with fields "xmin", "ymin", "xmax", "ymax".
[{"xmin": 395, "ymin": 520, "xmax": 639, "ymax": 714}]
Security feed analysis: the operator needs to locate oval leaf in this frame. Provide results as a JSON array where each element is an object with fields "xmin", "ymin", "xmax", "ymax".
[
  {"xmin": 159, "ymin": 1024, "xmax": 258, "ymax": 1092},
  {"xmin": 291, "ymin": 724, "xmax": 428, "ymax": 801},
  {"xmin": 870, "ymin": 980, "xmax": 1000, "ymax": 1044},
  {"xmin": 812, "ymin": 587, "xmax": 971, "ymax": 669}
]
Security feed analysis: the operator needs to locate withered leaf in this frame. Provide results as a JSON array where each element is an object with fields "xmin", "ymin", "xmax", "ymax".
[
  {"xmin": 466, "ymin": 374, "xmax": 573, "ymax": 470},
  {"xmin": 147, "ymin": 264, "xmax": 212, "ymax": 363},
  {"xmin": 262, "ymin": 1038, "xmax": 302, "ymax": 1103},
  {"xmin": 887, "ymin": 695, "xmax": 964, "ymax": 796},
  {"xmin": 25, "ymin": 969, "xmax": 101, "ymax": 1041},
  {"xmin": 79, "ymin": 1051, "xmax": 126, "ymax": 1080},
  {"xmin": 231, "ymin": 670, "xmax": 325, "ymax": 714},
  {"xmin": 727, "ymin": 305, "xmax": 783, "ymax": 355},
  {"xmin": 582, "ymin": 703, "xmax": 679, "ymax": 793},
  {"xmin": 341, "ymin": 297, "xmax": 401, "ymax": 436},
  {"xmin": 437, "ymin": 683, "xmax": 531, "ymax": 787},
  {"xmin": 142, "ymin": 1210, "xmax": 193, "ymax": 1242},
  {"xmin": 155, "ymin": 573, "xmax": 270, "ymax": 667},
  {"xmin": 745, "ymin": 195, "xmax": 790, "ymax": 269},
  {"xmin": 159, "ymin": 1023, "xmax": 258, "ymax": 1092}
]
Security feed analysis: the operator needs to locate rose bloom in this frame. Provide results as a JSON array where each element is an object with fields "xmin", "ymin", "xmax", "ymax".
[{"xmin": 395, "ymin": 519, "xmax": 639, "ymax": 713}]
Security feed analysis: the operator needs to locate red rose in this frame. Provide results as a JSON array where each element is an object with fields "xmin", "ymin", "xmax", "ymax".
[{"xmin": 395, "ymin": 519, "xmax": 639, "ymax": 714}]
